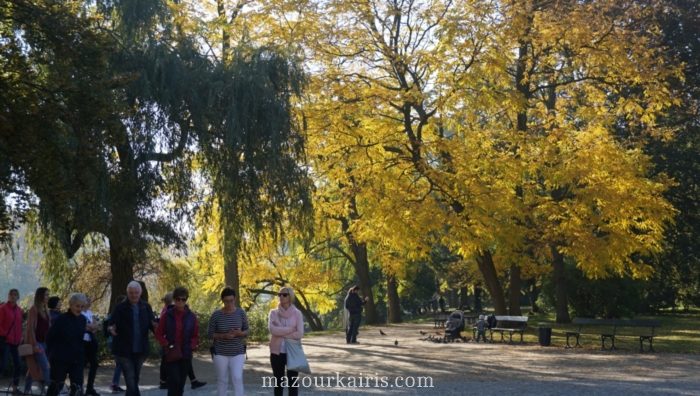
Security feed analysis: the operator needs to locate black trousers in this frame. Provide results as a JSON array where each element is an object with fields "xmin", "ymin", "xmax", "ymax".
[
  {"xmin": 84, "ymin": 339, "xmax": 99, "ymax": 390},
  {"xmin": 346, "ymin": 313, "xmax": 362, "ymax": 343},
  {"xmin": 46, "ymin": 359, "xmax": 84, "ymax": 396},
  {"xmin": 270, "ymin": 353, "xmax": 298, "ymax": 396},
  {"xmin": 160, "ymin": 355, "xmax": 196, "ymax": 385},
  {"xmin": 164, "ymin": 359, "xmax": 191, "ymax": 396}
]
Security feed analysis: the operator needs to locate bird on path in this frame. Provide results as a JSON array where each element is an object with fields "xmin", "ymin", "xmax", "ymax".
[
  {"xmin": 394, "ymin": 340, "xmax": 399, "ymax": 346},
  {"xmin": 435, "ymin": 330, "xmax": 442, "ymax": 335},
  {"xmin": 419, "ymin": 330, "xmax": 426, "ymax": 335},
  {"xmin": 379, "ymin": 329, "xmax": 387, "ymax": 336}
]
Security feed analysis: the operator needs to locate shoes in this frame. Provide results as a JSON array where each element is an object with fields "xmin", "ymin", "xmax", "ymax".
[
  {"xmin": 85, "ymin": 388, "xmax": 100, "ymax": 396},
  {"xmin": 110, "ymin": 385, "xmax": 125, "ymax": 393},
  {"xmin": 159, "ymin": 383, "xmax": 168, "ymax": 390},
  {"xmin": 191, "ymin": 381, "xmax": 207, "ymax": 390},
  {"xmin": 351, "ymin": 341, "xmax": 360, "ymax": 344}
]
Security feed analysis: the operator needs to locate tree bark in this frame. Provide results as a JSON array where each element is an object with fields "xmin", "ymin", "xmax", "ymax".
[
  {"xmin": 108, "ymin": 237, "xmax": 135, "ymax": 311},
  {"xmin": 508, "ymin": 264, "xmax": 522, "ymax": 315},
  {"xmin": 348, "ymin": 240, "xmax": 379, "ymax": 324},
  {"xmin": 223, "ymin": 243, "xmax": 240, "ymax": 301},
  {"xmin": 294, "ymin": 290, "xmax": 324, "ymax": 331},
  {"xmin": 475, "ymin": 250, "xmax": 507, "ymax": 314},
  {"xmin": 551, "ymin": 244, "xmax": 571, "ymax": 323},
  {"xmin": 386, "ymin": 274, "xmax": 402, "ymax": 323},
  {"xmin": 474, "ymin": 284, "xmax": 483, "ymax": 313},
  {"xmin": 459, "ymin": 286, "xmax": 469, "ymax": 311}
]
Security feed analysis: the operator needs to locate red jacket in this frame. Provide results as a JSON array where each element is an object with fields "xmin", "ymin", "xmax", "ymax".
[{"xmin": 0, "ymin": 302, "xmax": 24, "ymax": 345}]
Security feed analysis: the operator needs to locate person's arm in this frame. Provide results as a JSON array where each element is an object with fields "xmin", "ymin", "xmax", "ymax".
[
  {"xmin": 285, "ymin": 309, "xmax": 304, "ymax": 340},
  {"xmin": 268, "ymin": 310, "xmax": 294, "ymax": 336},
  {"xmin": 155, "ymin": 314, "xmax": 168, "ymax": 347},
  {"xmin": 25, "ymin": 307, "xmax": 38, "ymax": 347},
  {"xmin": 231, "ymin": 310, "xmax": 249, "ymax": 338},
  {"xmin": 191, "ymin": 314, "xmax": 199, "ymax": 350}
]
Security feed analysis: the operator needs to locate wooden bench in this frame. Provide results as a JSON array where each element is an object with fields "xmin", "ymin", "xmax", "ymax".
[
  {"xmin": 489, "ymin": 315, "xmax": 528, "ymax": 343},
  {"xmin": 433, "ymin": 312, "xmax": 448, "ymax": 328},
  {"xmin": 566, "ymin": 318, "xmax": 660, "ymax": 352}
]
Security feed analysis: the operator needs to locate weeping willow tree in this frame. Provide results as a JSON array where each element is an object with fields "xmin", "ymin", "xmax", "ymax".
[{"xmin": 1, "ymin": 0, "xmax": 311, "ymax": 307}]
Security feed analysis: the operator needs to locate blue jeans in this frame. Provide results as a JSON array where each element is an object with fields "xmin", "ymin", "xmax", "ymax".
[
  {"xmin": 112, "ymin": 359, "xmax": 123, "ymax": 386},
  {"xmin": 24, "ymin": 342, "xmax": 51, "ymax": 393},
  {"xmin": 0, "ymin": 343, "xmax": 21, "ymax": 386},
  {"xmin": 115, "ymin": 355, "xmax": 146, "ymax": 396}
]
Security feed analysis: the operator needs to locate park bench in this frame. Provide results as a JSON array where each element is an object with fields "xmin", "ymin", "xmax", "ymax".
[
  {"xmin": 489, "ymin": 315, "xmax": 529, "ymax": 343},
  {"xmin": 566, "ymin": 318, "xmax": 660, "ymax": 352},
  {"xmin": 433, "ymin": 312, "xmax": 448, "ymax": 328}
]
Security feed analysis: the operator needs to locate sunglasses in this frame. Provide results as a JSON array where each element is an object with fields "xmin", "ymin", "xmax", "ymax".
[
  {"xmin": 278, "ymin": 293, "xmax": 289, "ymax": 297},
  {"xmin": 174, "ymin": 297, "xmax": 188, "ymax": 302}
]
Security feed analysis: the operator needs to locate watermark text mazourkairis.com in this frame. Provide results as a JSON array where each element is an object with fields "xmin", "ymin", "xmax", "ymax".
[{"xmin": 262, "ymin": 372, "xmax": 434, "ymax": 389}]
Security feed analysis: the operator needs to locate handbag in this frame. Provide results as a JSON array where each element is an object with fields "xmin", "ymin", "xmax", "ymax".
[
  {"xmin": 164, "ymin": 344, "xmax": 183, "ymax": 363},
  {"xmin": 285, "ymin": 339, "xmax": 311, "ymax": 374},
  {"xmin": 18, "ymin": 343, "xmax": 34, "ymax": 357}
]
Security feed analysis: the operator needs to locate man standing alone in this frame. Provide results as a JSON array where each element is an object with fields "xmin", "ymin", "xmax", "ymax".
[{"xmin": 345, "ymin": 286, "xmax": 367, "ymax": 344}]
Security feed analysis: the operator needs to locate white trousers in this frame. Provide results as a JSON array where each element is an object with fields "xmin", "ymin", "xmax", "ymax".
[{"xmin": 213, "ymin": 353, "xmax": 246, "ymax": 396}]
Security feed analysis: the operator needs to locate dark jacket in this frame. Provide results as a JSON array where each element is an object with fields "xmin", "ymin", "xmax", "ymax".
[
  {"xmin": 109, "ymin": 300, "xmax": 155, "ymax": 357},
  {"xmin": 345, "ymin": 293, "xmax": 365, "ymax": 315},
  {"xmin": 156, "ymin": 307, "xmax": 199, "ymax": 359},
  {"xmin": 46, "ymin": 312, "xmax": 86, "ymax": 364}
]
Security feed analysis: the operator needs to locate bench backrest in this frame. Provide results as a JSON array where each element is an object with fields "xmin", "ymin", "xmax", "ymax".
[
  {"xmin": 571, "ymin": 317, "xmax": 660, "ymax": 335},
  {"xmin": 494, "ymin": 315, "xmax": 528, "ymax": 329}
]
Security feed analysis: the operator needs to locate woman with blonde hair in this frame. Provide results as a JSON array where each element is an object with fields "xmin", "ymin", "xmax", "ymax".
[
  {"xmin": 268, "ymin": 286, "xmax": 304, "ymax": 396},
  {"xmin": 23, "ymin": 287, "xmax": 51, "ymax": 394}
]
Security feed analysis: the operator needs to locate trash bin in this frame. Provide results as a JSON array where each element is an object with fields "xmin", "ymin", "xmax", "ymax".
[{"xmin": 538, "ymin": 325, "xmax": 552, "ymax": 346}]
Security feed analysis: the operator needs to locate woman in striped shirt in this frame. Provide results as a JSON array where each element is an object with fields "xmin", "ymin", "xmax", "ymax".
[{"xmin": 208, "ymin": 286, "xmax": 249, "ymax": 396}]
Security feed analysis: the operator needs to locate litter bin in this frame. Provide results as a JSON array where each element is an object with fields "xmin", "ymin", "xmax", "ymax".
[{"xmin": 538, "ymin": 325, "xmax": 552, "ymax": 346}]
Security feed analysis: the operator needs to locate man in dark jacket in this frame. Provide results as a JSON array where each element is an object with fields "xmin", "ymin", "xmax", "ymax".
[
  {"xmin": 46, "ymin": 293, "xmax": 88, "ymax": 396},
  {"xmin": 108, "ymin": 281, "xmax": 156, "ymax": 396},
  {"xmin": 345, "ymin": 286, "xmax": 367, "ymax": 344}
]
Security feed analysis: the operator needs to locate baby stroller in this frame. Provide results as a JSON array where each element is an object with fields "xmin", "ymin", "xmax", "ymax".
[{"xmin": 444, "ymin": 310, "xmax": 465, "ymax": 342}]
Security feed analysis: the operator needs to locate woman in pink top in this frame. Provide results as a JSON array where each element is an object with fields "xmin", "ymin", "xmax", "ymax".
[{"xmin": 268, "ymin": 287, "xmax": 304, "ymax": 396}]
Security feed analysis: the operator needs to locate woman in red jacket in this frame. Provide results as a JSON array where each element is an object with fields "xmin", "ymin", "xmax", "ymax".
[
  {"xmin": 0, "ymin": 289, "xmax": 24, "ymax": 394},
  {"xmin": 156, "ymin": 287, "xmax": 199, "ymax": 396}
]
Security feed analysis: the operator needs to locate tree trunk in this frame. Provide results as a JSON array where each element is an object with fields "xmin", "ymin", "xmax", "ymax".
[
  {"xmin": 475, "ymin": 250, "xmax": 507, "ymax": 314},
  {"xmin": 474, "ymin": 284, "xmax": 483, "ymax": 313},
  {"xmin": 551, "ymin": 244, "xmax": 571, "ymax": 323},
  {"xmin": 459, "ymin": 286, "xmax": 469, "ymax": 311},
  {"xmin": 108, "ymin": 237, "xmax": 135, "ymax": 311},
  {"xmin": 223, "ymin": 241, "xmax": 240, "ymax": 300},
  {"xmin": 349, "ymin": 240, "xmax": 378, "ymax": 324},
  {"xmin": 294, "ymin": 290, "xmax": 324, "ymax": 331},
  {"xmin": 386, "ymin": 274, "xmax": 402, "ymax": 323},
  {"xmin": 508, "ymin": 264, "xmax": 522, "ymax": 315},
  {"xmin": 527, "ymin": 280, "xmax": 541, "ymax": 313}
]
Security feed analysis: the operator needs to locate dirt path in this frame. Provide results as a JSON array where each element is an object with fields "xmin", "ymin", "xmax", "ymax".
[{"xmin": 90, "ymin": 323, "xmax": 700, "ymax": 395}]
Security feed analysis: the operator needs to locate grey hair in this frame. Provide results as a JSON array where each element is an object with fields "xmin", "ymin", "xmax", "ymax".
[
  {"xmin": 68, "ymin": 293, "xmax": 88, "ymax": 307},
  {"xmin": 162, "ymin": 292, "xmax": 173, "ymax": 305},
  {"xmin": 126, "ymin": 281, "xmax": 142, "ymax": 293},
  {"xmin": 280, "ymin": 286, "xmax": 295, "ymax": 304}
]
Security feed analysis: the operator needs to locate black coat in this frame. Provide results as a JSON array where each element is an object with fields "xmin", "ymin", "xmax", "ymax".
[
  {"xmin": 108, "ymin": 300, "xmax": 155, "ymax": 357},
  {"xmin": 345, "ymin": 293, "xmax": 365, "ymax": 315},
  {"xmin": 46, "ymin": 312, "xmax": 86, "ymax": 364}
]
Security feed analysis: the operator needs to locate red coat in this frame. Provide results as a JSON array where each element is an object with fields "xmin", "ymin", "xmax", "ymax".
[{"xmin": 0, "ymin": 302, "xmax": 24, "ymax": 345}]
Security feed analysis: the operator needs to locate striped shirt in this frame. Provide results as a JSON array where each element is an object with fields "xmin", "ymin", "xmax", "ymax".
[{"xmin": 208, "ymin": 308, "xmax": 248, "ymax": 356}]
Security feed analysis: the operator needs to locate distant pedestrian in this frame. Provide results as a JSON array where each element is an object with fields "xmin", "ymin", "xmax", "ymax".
[
  {"xmin": 48, "ymin": 296, "xmax": 62, "ymax": 323},
  {"xmin": 345, "ymin": 286, "xmax": 367, "ymax": 344},
  {"xmin": 23, "ymin": 287, "xmax": 51, "ymax": 395},
  {"xmin": 82, "ymin": 297, "xmax": 101, "ymax": 396},
  {"xmin": 475, "ymin": 315, "xmax": 488, "ymax": 343},
  {"xmin": 0, "ymin": 289, "xmax": 23, "ymax": 394}
]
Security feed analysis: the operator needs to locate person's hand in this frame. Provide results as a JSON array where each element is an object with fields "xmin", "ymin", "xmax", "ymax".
[
  {"xmin": 108, "ymin": 325, "xmax": 118, "ymax": 336},
  {"xmin": 33, "ymin": 345, "xmax": 43, "ymax": 353},
  {"xmin": 364, "ymin": 296, "xmax": 369, "ymax": 302}
]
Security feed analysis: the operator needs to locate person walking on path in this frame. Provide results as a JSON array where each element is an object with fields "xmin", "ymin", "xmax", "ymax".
[
  {"xmin": 23, "ymin": 287, "xmax": 51, "ymax": 395},
  {"xmin": 82, "ymin": 297, "xmax": 101, "ymax": 396},
  {"xmin": 108, "ymin": 281, "xmax": 156, "ymax": 396},
  {"xmin": 344, "ymin": 286, "xmax": 367, "ymax": 344},
  {"xmin": 46, "ymin": 293, "xmax": 88, "ymax": 396},
  {"xmin": 268, "ymin": 286, "xmax": 304, "ymax": 396},
  {"xmin": 155, "ymin": 287, "xmax": 199, "ymax": 396},
  {"xmin": 208, "ymin": 286, "xmax": 248, "ymax": 396},
  {"xmin": 158, "ymin": 293, "xmax": 206, "ymax": 391},
  {"xmin": 106, "ymin": 295, "xmax": 127, "ymax": 393},
  {"xmin": 0, "ymin": 289, "xmax": 24, "ymax": 394}
]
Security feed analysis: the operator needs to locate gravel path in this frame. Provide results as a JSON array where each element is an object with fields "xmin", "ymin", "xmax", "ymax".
[{"xmin": 86, "ymin": 323, "xmax": 699, "ymax": 395}]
